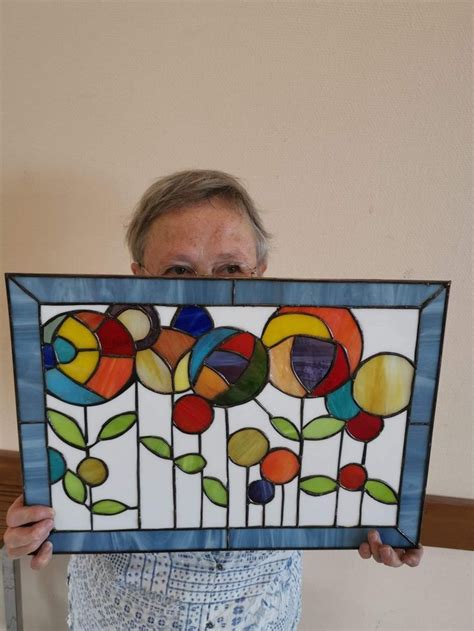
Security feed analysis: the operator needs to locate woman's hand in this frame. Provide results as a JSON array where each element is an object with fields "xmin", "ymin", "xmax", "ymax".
[
  {"xmin": 3, "ymin": 495, "xmax": 55, "ymax": 570},
  {"xmin": 359, "ymin": 529, "xmax": 423, "ymax": 568}
]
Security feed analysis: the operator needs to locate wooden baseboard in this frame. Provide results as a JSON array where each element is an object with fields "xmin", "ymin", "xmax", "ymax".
[
  {"xmin": 1, "ymin": 450, "xmax": 472, "ymax": 550},
  {"xmin": 420, "ymin": 494, "xmax": 473, "ymax": 550},
  {"xmin": 0, "ymin": 450, "xmax": 23, "ymax": 543}
]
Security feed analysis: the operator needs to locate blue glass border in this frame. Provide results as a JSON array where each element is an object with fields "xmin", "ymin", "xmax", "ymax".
[
  {"xmin": 6, "ymin": 279, "xmax": 44, "ymax": 421},
  {"xmin": 228, "ymin": 526, "xmax": 412, "ymax": 550},
  {"xmin": 410, "ymin": 289, "xmax": 448, "ymax": 423},
  {"xmin": 397, "ymin": 425, "xmax": 431, "ymax": 543},
  {"xmin": 20, "ymin": 423, "xmax": 50, "ymax": 506},
  {"xmin": 50, "ymin": 529, "xmax": 227, "ymax": 553},
  {"xmin": 233, "ymin": 279, "xmax": 444, "ymax": 307},
  {"xmin": 6, "ymin": 274, "xmax": 449, "ymax": 552},
  {"xmin": 9, "ymin": 275, "xmax": 233, "ymax": 305}
]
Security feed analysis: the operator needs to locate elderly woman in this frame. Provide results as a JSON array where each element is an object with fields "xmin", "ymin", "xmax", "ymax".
[{"xmin": 4, "ymin": 170, "xmax": 423, "ymax": 630}]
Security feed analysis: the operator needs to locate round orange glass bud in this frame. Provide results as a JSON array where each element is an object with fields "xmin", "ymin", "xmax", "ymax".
[{"xmin": 260, "ymin": 448, "xmax": 300, "ymax": 484}]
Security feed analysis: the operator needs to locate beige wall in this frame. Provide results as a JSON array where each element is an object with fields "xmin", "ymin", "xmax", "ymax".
[{"xmin": 1, "ymin": 2, "xmax": 472, "ymax": 630}]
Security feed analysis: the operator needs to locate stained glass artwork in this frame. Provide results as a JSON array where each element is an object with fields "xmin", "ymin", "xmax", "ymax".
[{"xmin": 5, "ymin": 274, "xmax": 449, "ymax": 553}]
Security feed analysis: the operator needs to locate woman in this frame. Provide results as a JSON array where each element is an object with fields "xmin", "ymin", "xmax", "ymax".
[{"xmin": 4, "ymin": 170, "xmax": 423, "ymax": 629}]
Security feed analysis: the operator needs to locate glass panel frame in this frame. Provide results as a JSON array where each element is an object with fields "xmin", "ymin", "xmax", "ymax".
[{"xmin": 6, "ymin": 274, "xmax": 450, "ymax": 553}]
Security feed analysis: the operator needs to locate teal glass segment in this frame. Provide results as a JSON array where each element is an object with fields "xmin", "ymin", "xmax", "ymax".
[
  {"xmin": 53, "ymin": 337, "xmax": 77, "ymax": 363},
  {"xmin": 48, "ymin": 447, "xmax": 67, "ymax": 484},
  {"xmin": 326, "ymin": 382, "xmax": 360, "ymax": 420}
]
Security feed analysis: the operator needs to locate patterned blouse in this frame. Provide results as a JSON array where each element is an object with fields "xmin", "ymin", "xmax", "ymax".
[{"xmin": 67, "ymin": 550, "xmax": 302, "ymax": 630}]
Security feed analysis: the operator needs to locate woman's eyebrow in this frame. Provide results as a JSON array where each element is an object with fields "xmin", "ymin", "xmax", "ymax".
[
  {"xmin": 159, "ymin": 254, "xmax": 196, "ymax": 264},
  {"xmin": 214, "ymin": 251, "xmax": 250, "ymax": 262},
  {"xmin": 158, "ymin": 251, "xmax": 252, "ymax": 265}
]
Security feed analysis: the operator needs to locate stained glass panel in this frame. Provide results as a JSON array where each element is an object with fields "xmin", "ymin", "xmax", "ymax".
[{"xmin": 6, "ymin": 275, "xmax": 449, "ymax": 553}]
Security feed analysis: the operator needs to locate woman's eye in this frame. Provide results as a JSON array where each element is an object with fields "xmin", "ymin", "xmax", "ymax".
[
  {"xmin": 223, "ymin": 264, "xmax": 242, "ymax": 275},
  {"xmin": 165, "ymin": 266, "xmax": 193, "ymax": 276}
]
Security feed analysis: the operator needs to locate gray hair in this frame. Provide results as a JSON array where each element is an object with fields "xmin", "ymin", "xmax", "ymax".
[{"xmin": 125, "ymin": 169, "xmax": 271, "ymax": 266}]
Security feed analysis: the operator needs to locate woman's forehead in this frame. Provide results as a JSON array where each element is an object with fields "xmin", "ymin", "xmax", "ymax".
[{"xmin": 142, "ymin": 201, "xmax": 258, "ymax": 264}]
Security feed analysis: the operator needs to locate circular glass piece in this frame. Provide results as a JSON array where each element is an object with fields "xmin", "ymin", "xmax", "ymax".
[
  {"xmin": 346, "ymin": 411, "xmax": 384, "ymax": 442},
  {"xmin": 262, "ymin": 307, "xmax": 359, "ymax": 398},
  {"xmin": 248, "ymin": 479, "xmax": 275, "ymax": 504},
  {"xmin": 338, "ymin": 463, "xmax": 367, "ymax": 491},
  {"xmin": 353, "ymin": 353, "xmax": 414, "ymax": 417},
  {"xmin": 106, "ymin": 304, "xmax": 160, "ymax": 350},
  {"xmin": 190, "ymin": 328, "xmax": 268, "ymax": 407},
  {"xmin": 171, "ymin": 305, "xmax": 214, "ymax": 337},
  {"xmin": 260, "ymin": 448, "xmax": 300, "ymax": 484},
  {"xmin": 276, "ymin": 306, "xmax": 363, "ymax": 374},
  {"xmin": 77, "ymin": 457, "xmax": 108, "ymax": 486},
  {"xmin": 43, "ymin": 310, "xmax": 136, "ymax": 405},
  {"xmin": 172, "ymin": 395, "xmax": 214, "ymax": 434},
  {"xmin": 228, "ymin": 428, "xmax": 269, "ymax": 467}
]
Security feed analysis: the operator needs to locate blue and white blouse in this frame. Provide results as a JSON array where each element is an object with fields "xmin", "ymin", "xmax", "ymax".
[{"xmin": 67, "ymin": 550, "xmax": 302, "ymax": 630}]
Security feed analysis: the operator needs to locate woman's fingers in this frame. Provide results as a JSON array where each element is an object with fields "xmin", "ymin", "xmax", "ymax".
[
  {"xmin": 30, "ymin": 541, "xmax": 54, "ymax": 570},
  {"xmin": 363, "ymin": 530, "xmax": 423, "ymax": 568},
  {"xmin": 380, "ymin": 545, "xmax": 404, "ymax": 567},
  {"xmin": 6, "ymin": 496, "xmax": 54, "ymax": 528},
  {"xmin": 2, "ymin": 495, "xmax": 55, "ymax": 570},
  {"xmin": 402, "ymin": 544, "xmax": 424, "ymax": 567},
  {"xmin": 358, "ymin": 541, "xmax": 372, "ymax": 559},
  {"xmin": 4, "ymin": 518, "xmax": 54, "ymax": 555},
  {"xmin": 367, "ymin": 529, "xmax": 383, "ymax": 562}
]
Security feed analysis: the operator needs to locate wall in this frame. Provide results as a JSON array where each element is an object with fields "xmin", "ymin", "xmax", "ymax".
[{"xmin": 1, "ymin": 2, "xmax": 472, "ymax": 630}]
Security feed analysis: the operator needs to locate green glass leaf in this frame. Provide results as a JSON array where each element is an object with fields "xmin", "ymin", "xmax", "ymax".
[
  {"xmin": 98, "ymin": 412, "xmax": 137, "ymax": 441},
  {"xmin": 174, "ymin": 453, "xmax": 207, "ymax": 474},
  {"xmin": 92, "ymin": 500, "xmax": 128, "ymax": 515},
  {"xmin": 270, "ymin": 417, "xmax": 300, "ymax": 441},
  {"xmin": 63, "ymin": 470, "xmax": 87, "ymax": 504},
  {"xmin": 302, "ymin": 416, "xmax": 345, "ymax": 440},
  {"xmin": 299, "ymin": 475, "xmax": 338, "ymax": 496},
  {"xmin": 140, "ymin": 436, "xmax": 172, "ymax": 459},
  {"xmin": 48, "ymin": 409, "xmax": 86, "ymax": 449},
  {"xmin": 203, "ymin": 477, "xmax": 228, "ymax": 507},
  {"xmin": 364, "ymin": 480, "xmax": 398, "ymax": 504}
]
